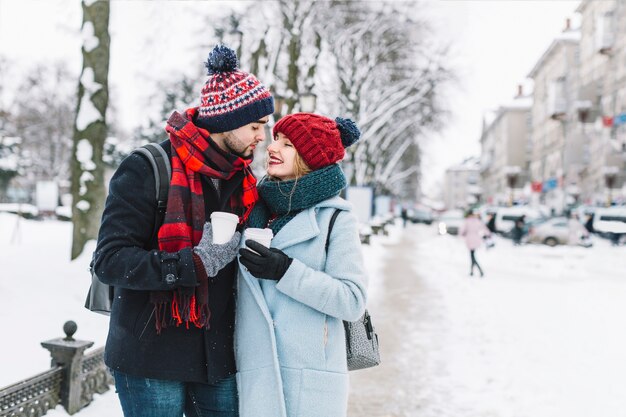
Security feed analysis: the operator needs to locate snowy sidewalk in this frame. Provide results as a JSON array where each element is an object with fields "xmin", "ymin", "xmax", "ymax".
[{"xmin": 349, "ymin": 223, "xmax": 626, "ymax": 417}]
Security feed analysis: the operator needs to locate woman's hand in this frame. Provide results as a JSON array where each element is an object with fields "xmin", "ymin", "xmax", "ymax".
[{"xmin": 239, "ymin": 240, "xmax": 293, "ymax": 280}]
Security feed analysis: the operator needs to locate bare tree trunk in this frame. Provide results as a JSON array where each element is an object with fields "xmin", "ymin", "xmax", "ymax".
[{"xmin": 70, "ymin": 0, "xmax": 110, "ymax": 260}]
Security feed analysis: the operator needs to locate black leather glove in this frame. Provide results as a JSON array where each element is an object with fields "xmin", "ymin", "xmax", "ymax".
[{"xmin": 239, "ymin": 240, "xmax": 293, "ymax": 281}]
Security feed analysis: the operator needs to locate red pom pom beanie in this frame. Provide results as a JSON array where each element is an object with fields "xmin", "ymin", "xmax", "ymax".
[{"xmin": 272, "ymin": 112, "xmax": 360, "ymax": 170}]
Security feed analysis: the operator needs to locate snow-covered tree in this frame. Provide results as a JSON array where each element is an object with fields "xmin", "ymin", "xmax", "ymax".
[
  {"xmin": 192, "ymin": 2, "xmax": 453, "ymax": 199},
  {"xmin": 70, "ymin": 0, "xmax": 110, "ymax": 259},
  {"xmin": 213, "ymin": 1, "xmax": 324, "ymax": 118},
  {"xmin": 323, "ymin": 2, "xmax": 453, "ymax": 198},
  {"xmin": 10, "ymin": 63, "xmax": 75, "ymax": 183},
  {"xmin": 0, "ymin": 134, "xmax": 20, "ymax": 202},
  {"xmin": 132, "ymin": 74, "xmax": 200, "ymax": 146}
]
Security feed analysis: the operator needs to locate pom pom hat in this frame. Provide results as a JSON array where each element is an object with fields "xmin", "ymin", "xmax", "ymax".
[
  {"xmin": 272, "ymin": 113, "xmax": 360, "ymax": 170},
  {"xmin": 197, "ymin": 44, "xmax": 274, "ymax": 133}
]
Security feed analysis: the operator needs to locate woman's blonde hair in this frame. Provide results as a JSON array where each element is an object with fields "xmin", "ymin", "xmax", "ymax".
[{"xmin": 292, "ymin": 152, "xmax": 312, "ymax": 178}]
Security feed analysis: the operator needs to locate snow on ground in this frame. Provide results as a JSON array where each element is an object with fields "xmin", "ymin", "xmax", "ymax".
[
  {"xmin": 408, "ymin": 224, "xmax": 626, "ymax": 417},
  {"xmin": 1, "ymin": 214, "xmax": 624, "ymax": 416},
  {"xmin": 0, "ymin": 214, "xmax": 390, "ymax": 415}
]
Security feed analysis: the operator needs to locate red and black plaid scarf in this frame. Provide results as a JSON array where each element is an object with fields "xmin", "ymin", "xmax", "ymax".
[{"xmin": 151, "ymin": 108, "xmax": 258, "ymax": 333}]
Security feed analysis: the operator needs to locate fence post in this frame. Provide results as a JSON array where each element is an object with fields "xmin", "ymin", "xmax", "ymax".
[{"xmin": 40, "ymin": 321, "xmax": 93, "ymax": 415}]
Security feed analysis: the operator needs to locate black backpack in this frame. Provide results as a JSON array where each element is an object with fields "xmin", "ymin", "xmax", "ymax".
[{"xmin": 84, "ymin": 143, "xmax": 171, "ymax": 315}]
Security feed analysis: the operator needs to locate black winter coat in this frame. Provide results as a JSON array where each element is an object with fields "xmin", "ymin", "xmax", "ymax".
[{"xmin": 94, "ymin": 140, "xmax": 246, "ymax": 384}]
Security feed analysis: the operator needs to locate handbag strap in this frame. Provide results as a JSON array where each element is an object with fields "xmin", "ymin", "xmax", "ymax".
[{"xmin": 325, "ymin": 209, "xmax": 341, "ymax": 253}]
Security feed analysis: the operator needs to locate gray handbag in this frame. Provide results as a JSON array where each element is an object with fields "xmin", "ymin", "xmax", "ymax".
[
  {"xmin": 344, "ymin": 310, "xmax": 381, "ymax": 371},
  {"xmin": 326, "ymin": 210, "xmax": 381, "ymax": 371}
]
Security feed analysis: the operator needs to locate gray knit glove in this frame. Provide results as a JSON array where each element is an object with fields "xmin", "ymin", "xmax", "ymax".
[{"xmin": 193, "ymin": 222, "xmax": 242, "ymax": 277}]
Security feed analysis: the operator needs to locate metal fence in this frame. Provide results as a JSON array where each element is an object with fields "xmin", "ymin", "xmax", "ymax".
[{"xmin": 0, "ymin": 321, "xmax": 113, "ymax": 417}]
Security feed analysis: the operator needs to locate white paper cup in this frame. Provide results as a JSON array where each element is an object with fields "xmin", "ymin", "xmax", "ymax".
[
  {"xmin": 210, "ymin": 212, "xmax": 239, "ymax": 244},
  {"xmin": 244, "ymin": 228, "xmax": 274, "ymax": 252}
]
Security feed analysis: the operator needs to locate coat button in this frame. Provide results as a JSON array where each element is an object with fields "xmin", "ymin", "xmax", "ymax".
[{"xmin": 165, "ymin": 273, "xmax": 176, "ymax": 284}]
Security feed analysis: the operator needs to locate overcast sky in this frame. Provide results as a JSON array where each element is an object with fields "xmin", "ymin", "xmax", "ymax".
[{"xmin": 0, "ymin": 0, "xmax": 580, "ymax": 200}]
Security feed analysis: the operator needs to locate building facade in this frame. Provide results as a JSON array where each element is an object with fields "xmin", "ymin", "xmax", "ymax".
[
  {"xmin": 527, "ymin": 24, "xmax": 585, "ymax": 214},
  {"xmin": 480, "ymin": 92, "xmax": 532, "ymax": 206},
  {"xmin": 444, "ymin": 157, "xmax": 481, "ymax": 210},
  {"xmin": 577, "ymin": 0, "xmax": 626, "ymax": 206}
]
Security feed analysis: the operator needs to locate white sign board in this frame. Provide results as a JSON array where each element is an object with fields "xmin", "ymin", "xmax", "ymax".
[
  {"xmin": 375, "ymin": 195, "xmax": 392, "ymax": 217},
  {"xmin": 36, "ymin": 181, "xmax": 59, "ymax": 212},
  {"xmin": 346, "ymin": 186, "xmax": 373, "ymax": 223}
]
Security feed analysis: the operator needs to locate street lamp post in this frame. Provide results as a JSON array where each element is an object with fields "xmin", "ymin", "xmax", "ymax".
[
  {"xmin": 298, "ymin": 91, "xmax": 317, "ymax": 113},
  {"xmin": 272, "ymin": 93, "xmax": 286, "ymax": 121}
]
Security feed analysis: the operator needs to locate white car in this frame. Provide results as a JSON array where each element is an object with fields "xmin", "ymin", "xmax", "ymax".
[
  {"xmin": 437, "ymin": 209, "xmax": 465, "ymax": 235},
  {"xmin": 592, "ymin": 207, "xmax": 626, "ymax": 234},
  {"xmin": 494, "ymin": 206, "xmax": 546, "ymax": 235},
  {"xmin": 527, "ymin": 217, "xmax": 591, "ymax": 247}
]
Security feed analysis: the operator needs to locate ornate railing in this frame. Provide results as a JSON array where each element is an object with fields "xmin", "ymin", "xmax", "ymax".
[
  {"xmin": 0, "ymin": 322, "xmax": 113, "ymax": 416},
  {"xmin": 0, "ymin": 368, "xmax": 63, "ymax": 417},
  {"xmin": 79, "ymin": 347, "xmax": 114, "ymax": 407}
]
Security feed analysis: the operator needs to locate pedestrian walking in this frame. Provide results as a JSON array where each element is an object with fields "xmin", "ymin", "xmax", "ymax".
[
  {"xmin": 460, "ymin": 210, "xmax": 489, "ymax": 277},
  {"xmin": 511, "ymin": 215, "xmax": 526, "ymax": 245},
  {"xmin": 486, "ymin": 212, "xmax": 497, "ymax": 234},
  {"xmin": 583, "ymin": 213, "xmax": 594, "ymax": 234},
  {"xmin": 236, "ymin": 113, "xmax": 368, "ymax": 417},
  {"xmin": 401, "ymin": 206, "xmax": 409, "ymax": 228},
  {"xmin": 92, "ymin": 45, "xmax": 274, "ymax": 417}
]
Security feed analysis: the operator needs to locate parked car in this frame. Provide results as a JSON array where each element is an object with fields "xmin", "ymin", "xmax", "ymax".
[
  {"xmin": 527, "ymin": 217, "xmax": 591, "ymax": 247},
  {"xmin": 437, "ymin": 209, "xmax": 465, "ymax": 235},
  {"xmin": 592, "ymin": 207, "xmax": 626, "ymax": 244},
  {"xmin": 409, "ymin": 208, "xmax": 434, "ymax": 225},
  {"xmin": 592, "ymin": 207, "xmax": 626, "ymax": 233},
  {"xmin": 494, "ymin": 206, "xmax": 547, "ymax": 236}
]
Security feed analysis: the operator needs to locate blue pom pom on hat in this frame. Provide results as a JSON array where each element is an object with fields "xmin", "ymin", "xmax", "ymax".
[
  {"xmin": 335, "ymin": 117, "xmax": 360, "ymax": 148},
  {"xmin": 205, "ymin": 44, "xmax": 239, "ymax": 74},
  {"xmin": 197, "ymin": 44, "xmax": 274, "ymax": 133}
]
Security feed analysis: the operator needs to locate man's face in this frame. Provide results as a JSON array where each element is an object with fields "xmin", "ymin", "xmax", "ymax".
[{"xmin": 222, "ymin": 117, "xmax": 269, "ymax": 158}]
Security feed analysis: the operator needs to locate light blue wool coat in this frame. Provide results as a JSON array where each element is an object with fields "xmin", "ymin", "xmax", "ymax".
[{"xmin": 235, "ymin": 196, "xmax": 368, "ymax": 417}]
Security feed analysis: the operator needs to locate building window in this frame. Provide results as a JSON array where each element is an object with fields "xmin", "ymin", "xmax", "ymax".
[
  {"xmin": 596, "ymin": 11, "xmax": 615, "ymax": 54},
  {"xmin": 547, "ymin": 77, "xmax": 567, "ymax": 119}
]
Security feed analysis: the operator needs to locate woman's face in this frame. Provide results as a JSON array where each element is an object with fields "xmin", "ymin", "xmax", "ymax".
[{"xmin": 267, "ymin": 132, "xmax": 298, "ymax": 181}]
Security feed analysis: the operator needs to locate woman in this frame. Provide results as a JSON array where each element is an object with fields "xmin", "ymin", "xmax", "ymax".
[
  {"xmin": 235, "ymin": 113, "xmax": 368, "ymax": 417},
  {"xmin": 460, "ymin": 210, "xmax": 490, "ymax": 277}
]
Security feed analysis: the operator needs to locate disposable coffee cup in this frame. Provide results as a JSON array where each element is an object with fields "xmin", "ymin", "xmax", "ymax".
[
  {"xmin": 244, "ymin": 228, "xmax": 274, "ymax": 253},
  {"xmin": 210, "ymin": 211, "xmax": 239, "ymax": 244}
]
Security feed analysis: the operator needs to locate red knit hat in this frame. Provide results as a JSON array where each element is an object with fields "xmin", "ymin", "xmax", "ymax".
[{"xmin": 272, "ymin": 113, "xmax": 360, "ymax": 170}]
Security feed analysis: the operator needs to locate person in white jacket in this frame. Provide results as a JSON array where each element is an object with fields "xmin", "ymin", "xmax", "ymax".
[{"xmin": 235, "ymin": 113, "xmax": 368, "ymax": 417}]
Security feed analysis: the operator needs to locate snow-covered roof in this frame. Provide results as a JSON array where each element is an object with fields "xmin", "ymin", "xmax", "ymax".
[
  {"xmin": 501, "ymin": 96, "xmax": 532, "ymax": 110},
  {"xmin": 575, "ymin": 1, "xmax": 588, "ymax": 13},
  {"xmin": 528, "ymin": 30, "xmax": 581, "ymax": 78},
  {"xmin": 446, "ymin": 156, "xmax": 481, "ymax": 172},
  {"xmin": 481, "ymin": 96, "xmax": 532, "ymax": 139}
]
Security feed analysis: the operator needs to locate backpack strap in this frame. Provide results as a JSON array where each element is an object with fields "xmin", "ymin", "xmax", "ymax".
[
  {"xmin": 325, "ymin": 209, "xmax": 342, "ymax": 253},
  {"xmin": 132, "ymin": 143, "xmax": 172, "ymax": 239}
]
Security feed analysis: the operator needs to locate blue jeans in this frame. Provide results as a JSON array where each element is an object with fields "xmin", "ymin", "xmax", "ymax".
[{"xmin": 112, "ymin": 371, "xmax": 238, "ymax": 417}]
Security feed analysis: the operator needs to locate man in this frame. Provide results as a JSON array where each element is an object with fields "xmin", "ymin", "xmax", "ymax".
[{"xmin": 93, "ymin": 45, "xmax": 273, "ymax": 417}]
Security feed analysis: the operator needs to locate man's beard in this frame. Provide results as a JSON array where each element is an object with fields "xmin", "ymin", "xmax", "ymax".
[{"xmin": 223, "ymin": 132, "xmax": 251, "ymax": 158}]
